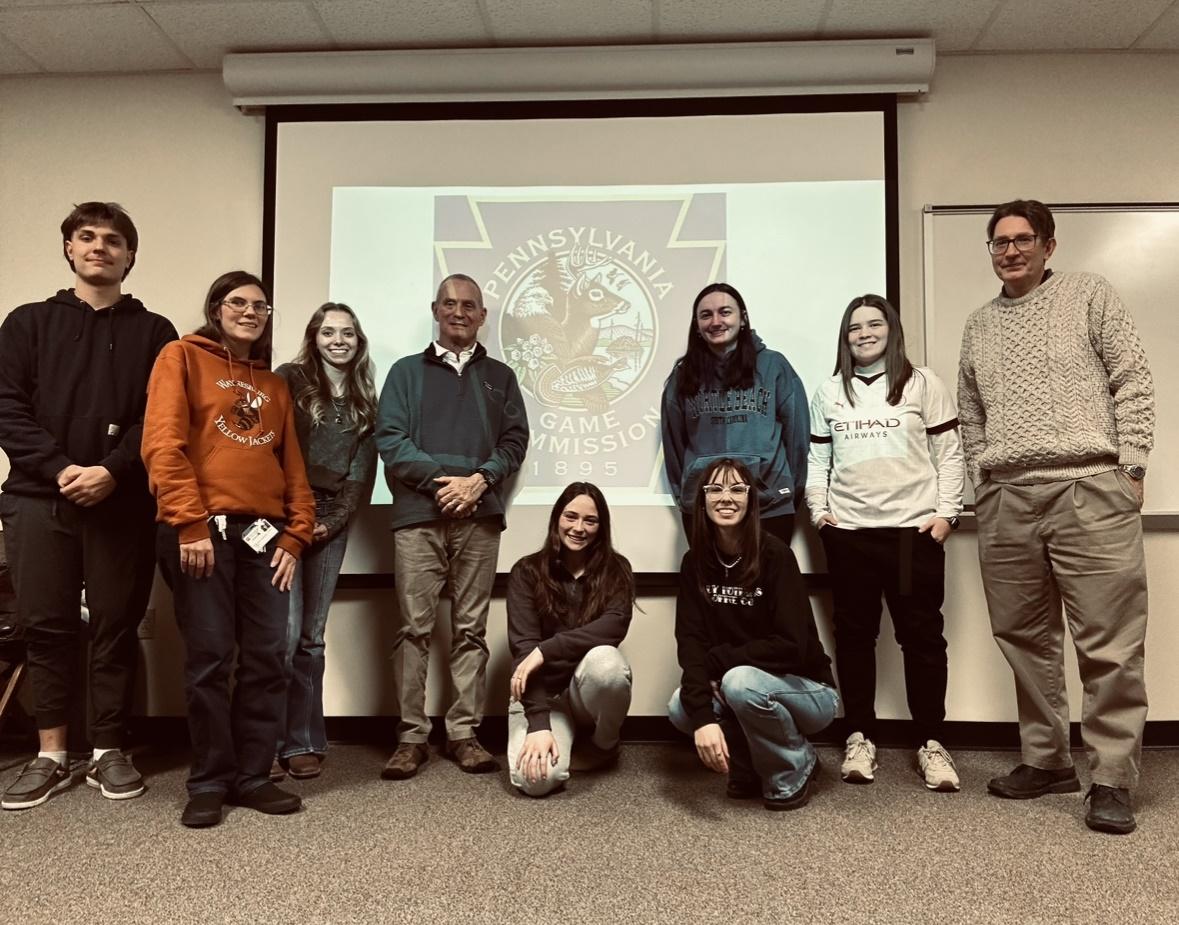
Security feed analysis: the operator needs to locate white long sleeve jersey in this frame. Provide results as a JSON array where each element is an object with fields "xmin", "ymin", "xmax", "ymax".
[{"xmin": 805, "ymin": 364, "xmax": 964, "ymax": 530}]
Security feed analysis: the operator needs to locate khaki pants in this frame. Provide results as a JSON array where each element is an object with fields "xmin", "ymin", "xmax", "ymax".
[
  {"xmin": 392, "ymin": 518, "xmax": 500, "ymax": 743},
  {"xmin": 975, "ymin": 470, "xmax": 1148, "ymax": 788}
]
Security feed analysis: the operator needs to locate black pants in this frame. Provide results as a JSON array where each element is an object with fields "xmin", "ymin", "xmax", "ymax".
[
  {"xmin": 0, "ymin": 493, "xmax": 155, "ymax": 747},
  {"xmin": 158, "ymin": 518, "xmax": 289, "ymax": 797},
  {"xmin": 820, "ymin": 525, "xmax": 948, "ymax": 744}
]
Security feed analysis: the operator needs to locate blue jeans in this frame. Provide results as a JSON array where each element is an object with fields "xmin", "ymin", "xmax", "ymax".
[
  {"xmin": 279, "ymin": 527, "xmax": 348, "ymax": 759},
  {"xmin": 157, "ymin": 518, "xmax": 289, "ymax": 797},
  {"xmin": 669, "ymin": 666, "xmax": 839, "ymax": 800}
]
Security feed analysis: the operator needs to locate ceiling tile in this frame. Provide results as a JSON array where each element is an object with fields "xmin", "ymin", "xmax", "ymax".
[
  {"xmin": 976, "ymin": 0, "xmax": 1174, "ymax": 50},
  {"xmin": 313, "ymin": 0, "xmax": 488, "ymax": 47},
  {"xmin": 823, "ymin": 0, "xmax": 999, "ymax": 53},
  {"xmin": 0, "ymin": 5, "xmax": 192, "ymax": 72},
  {"xmin": 485, "ymin": 0, "xmax": 654, "ymax": 45},
  {"xmin": 146, "ymin": 1, "xmax": 332, "ymax": 69},
  {"xmin": 658, "ymin": 0, "xmax": 826, "ymax": 41},
  {"xmin": 0, "ymin": 30, "xmax": 40, "ymax": 73},
  {"xmin": 1134, "ymin": 2, "xmax": 1179, "ymax": 49}
]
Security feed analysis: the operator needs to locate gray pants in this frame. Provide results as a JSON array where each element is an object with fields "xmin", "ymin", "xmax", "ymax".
[
  {"xmin": 976, "ymin": 469, "xmax": 1148, "ymax": 789},
  {"xmin": 392, "ymin": 518, "xmax": 500, "ymax": 743},
  {"xmin": 507, "ymin": 646, "xmax": 632, "ymax": 797}
]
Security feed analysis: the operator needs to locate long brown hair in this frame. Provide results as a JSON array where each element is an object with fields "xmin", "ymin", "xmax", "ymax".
[
  {"xmin": 515, "ymin": 482, "xmax": 635, "ymax": 628},
  {"xmin": 690, "ymin": 457, "xmax": 761, "ymax": 589},
  {"xmin": 194, "ymin": 270, "xmax": 274, "ymax": 367},
  {"xmin": 289, "ymin": 302, "xmax": 377, "ymax": 435},
  {"xmin": 833, "ymin": 294, "xmax": 914, "ymax": 407},
  {"xmin": 669, "ymin": 282, "xmax": 758, "ymax": 400}
]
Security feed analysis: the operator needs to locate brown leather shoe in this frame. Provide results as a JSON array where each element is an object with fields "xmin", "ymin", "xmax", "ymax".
[
  {"xmin": 381, "ymin": 743, "xmax": 429, "ymax": 780},
  {"xmin": 269, "ymin": 758, "xmax": 286, "ymax": 782},
  {"xmin": 445, "ymin": 737, "xmax": 499, "ymax": 774},
  {"xmin": 287, "ymin": 754, "xmax": 322, "ymax": 780}
]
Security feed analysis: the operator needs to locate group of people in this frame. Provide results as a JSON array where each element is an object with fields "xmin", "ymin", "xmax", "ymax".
[{"xmin": 0, "ymin": 197, "xmax": 1153, "ymax": 836}]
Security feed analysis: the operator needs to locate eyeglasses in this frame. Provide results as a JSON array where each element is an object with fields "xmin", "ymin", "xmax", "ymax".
[
  {"xmin": 702, "ymin": 484, "xmax": 752, "ymax": 497},
  {"xmin": 986, "ymin": 234, "xmax": 1041, "ymax": 256},
  {"xmin": 221, "ymin": 297, "xmax": 273, "ymax": 317}
]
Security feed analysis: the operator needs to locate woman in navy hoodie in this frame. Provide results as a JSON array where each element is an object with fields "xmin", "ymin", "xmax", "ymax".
[{"xmin": 661, "ymin": 283, "xmax": 809, "ymax": 544}]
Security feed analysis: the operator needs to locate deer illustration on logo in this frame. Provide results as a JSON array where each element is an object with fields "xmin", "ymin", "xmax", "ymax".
[{"xmin": 505, "ymin": 246, "xmax": 633, "ymax": 413}]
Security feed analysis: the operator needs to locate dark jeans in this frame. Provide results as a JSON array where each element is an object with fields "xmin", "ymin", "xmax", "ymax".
[
  {"xmin": 0, "ymin": 493, "xmax": 155, "ymax": 747},
  {"xmin": 820, "ymin": 525, "xmax": 948, "ymax": 744},
  {"xmin": 158, "ymin": 518, "xmax": 289, "ymax": 797},
  {"xmin": 279, "ymin": 527, "xmax": 348, "ymax": 759}
]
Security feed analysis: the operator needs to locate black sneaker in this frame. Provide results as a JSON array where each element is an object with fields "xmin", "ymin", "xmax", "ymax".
[
  {"xmin": 231, "ymin": 782, "xmax": 302, "ymax": 815},
  {"xmin": 86, "ymin": 750, "xmax": 146, "ymax": 801},
  {"xmin": 2, "ymin": 757, "xmax": 71, "ymax": 810},
  {"xmin": 181, "ymin": 791, "xmax": 225, "ymax": 828},
  {"xmin": 987, "ymin": 763, "xmax": 1080, "ymax": 799},
  {"xmin": 726, "ymin": 776, "xmax": 761, "ymax": 801},
  {"xmin": 1085, "ymin": 784, "xmax": 1136, "ymax": 834}
]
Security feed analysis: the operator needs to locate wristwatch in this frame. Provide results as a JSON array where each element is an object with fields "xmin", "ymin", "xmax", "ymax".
[
  {"xmin": 947, "ymin": 516, "xmax": 961, "ymax": 531},
  {"xmin": 474, "ymin": 467, "xmax": 497, "ymax": 488},
  {"xmin": 1120, "ymin": 465, "xmax": 1146, "ymax": 480}
]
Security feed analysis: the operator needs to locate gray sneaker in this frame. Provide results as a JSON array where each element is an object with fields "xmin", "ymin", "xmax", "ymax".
[
  {"xmin": 2, "ymin": 757, "xmax": 71, "ymax": 810},
  {"xmin": 86, "ymin": 750, "xmax": 146, "ymax": 800}
]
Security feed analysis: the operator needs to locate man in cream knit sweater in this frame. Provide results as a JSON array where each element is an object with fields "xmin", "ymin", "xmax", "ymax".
[{"xmin": 958, "ymin": 199, "xmax": 1154, "ymax": 835}]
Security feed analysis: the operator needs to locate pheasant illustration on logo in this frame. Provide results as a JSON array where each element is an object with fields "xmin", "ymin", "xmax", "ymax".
[{"xmin": 500, "ymin": 245, "xmax": 656, "ymax": 413}]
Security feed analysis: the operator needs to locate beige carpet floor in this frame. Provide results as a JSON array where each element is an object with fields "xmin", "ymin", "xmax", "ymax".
[{"xmin": 2, "ymin": 743, "xmax": 1177, "ymax": 924}]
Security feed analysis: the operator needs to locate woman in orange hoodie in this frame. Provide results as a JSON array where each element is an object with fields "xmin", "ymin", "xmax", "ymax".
[{"xmin": 143, "ymin": 270, "xmax": 315, "ymax": 829}]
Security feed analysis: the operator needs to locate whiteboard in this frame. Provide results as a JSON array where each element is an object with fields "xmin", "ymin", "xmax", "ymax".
[{"xmin": 922, "ymin": 204, "xmax": 1178, "ymax": 513}]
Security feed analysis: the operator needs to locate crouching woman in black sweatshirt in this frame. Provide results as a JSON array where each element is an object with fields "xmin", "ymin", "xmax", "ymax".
[
  {"xmin": 506, "ymin": 482, "xmax": 635, "ymax": 796},
  {"xmin": 669, "ymin": 457, "xmax": 837, "ymax": 811}
]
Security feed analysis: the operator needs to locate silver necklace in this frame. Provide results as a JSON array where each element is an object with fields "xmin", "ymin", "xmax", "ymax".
[
  {"xmin": 330, "ymin": 395, "xmax": 347, "ymax": 424},
  {"xmin": 715, "ymin": 548, "xmax": 742, "ymax": 578}
]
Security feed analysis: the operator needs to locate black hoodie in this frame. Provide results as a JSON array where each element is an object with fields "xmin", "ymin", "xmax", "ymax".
[{"xmin": 0, "ymin": 289, "xmax": 178, "ymax": 503}]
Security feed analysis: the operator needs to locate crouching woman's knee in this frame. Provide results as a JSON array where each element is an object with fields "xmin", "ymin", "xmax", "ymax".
[{"xmin": 575, "ymin": 645, "xmax": 632, "ymax": 693}]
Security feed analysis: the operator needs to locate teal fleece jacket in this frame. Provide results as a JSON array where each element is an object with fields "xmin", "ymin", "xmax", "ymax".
[
  {"xmin": 661, "ymin": 334, "xmax": 809, "ymax": 518},
  {"xmin": 375, "ymin": 343, "xmax": 529, "ymax": 531}
]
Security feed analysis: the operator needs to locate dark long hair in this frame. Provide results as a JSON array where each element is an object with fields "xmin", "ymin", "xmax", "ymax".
[
  {"xmin": 670, "ymin": 283, "xmax": 758, "ymax": 400},
  {"xmin": 690, "ymin": 457, "xmax": 761, "ymax": 589},
  {"xmin": 515, "ymin": 482, "xmax": 636, "ymax": 628},
  {"xmin": 289, "ymin": 302, "xmax": 378, "ymax": 435},
  {"xmin": 194, "ymin": 270, "xmax": 274, "ymax": 367},
  {"xmin": 833, "ymin": 294, "xmax": 914, "ymax": 407}
]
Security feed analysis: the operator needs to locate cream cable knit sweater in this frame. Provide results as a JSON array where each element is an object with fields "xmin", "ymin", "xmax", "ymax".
[{"xmin": 957, "ymin": 272, "xmax": 1154, "ymax": 487}]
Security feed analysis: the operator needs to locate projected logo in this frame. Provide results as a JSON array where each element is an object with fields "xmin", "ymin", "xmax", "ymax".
[
  {"xmin": 501, "ymin": 246, "xmax": 652, "ymax": 414},
  {"xmin": 435, "ymin": 194, "xmax": 725, "ymax": 497}
]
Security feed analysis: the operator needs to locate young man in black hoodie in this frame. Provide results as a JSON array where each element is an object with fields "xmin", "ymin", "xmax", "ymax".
[{"xmin": 0, "ymin": 202, "xmax": 177, "ymax": 810}]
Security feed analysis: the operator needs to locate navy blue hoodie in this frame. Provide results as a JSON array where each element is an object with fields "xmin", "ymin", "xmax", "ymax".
[
  {"xmin": 661, "ymin": 333, "xmax": 809, "ymax": 518},
  {"xmin": 0, "ymin": 289, "xmax": 177, "ymax": 504}
]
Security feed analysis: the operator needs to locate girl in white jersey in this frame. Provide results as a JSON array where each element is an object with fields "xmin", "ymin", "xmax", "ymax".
[{"xmin": 805, "ymin": 294, "xmax": 965, "ymax": 792}]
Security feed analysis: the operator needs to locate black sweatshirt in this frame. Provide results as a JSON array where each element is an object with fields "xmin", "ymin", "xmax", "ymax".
[
  {"xmin": 675, "ymin": 535, "xmax": 834, "ymax": 730},
  {"xmin": 0, "ymin": 290, "xmax": 178, "ymax": 503},
  {"xmin": 506, "ymin": 556, "xmax": 633, "ymax": 733}
]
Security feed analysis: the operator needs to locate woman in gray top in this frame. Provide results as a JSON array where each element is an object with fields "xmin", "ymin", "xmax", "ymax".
[{"xmin": 273, "ymin": 303, "xmax": 377, "ymax": 780}]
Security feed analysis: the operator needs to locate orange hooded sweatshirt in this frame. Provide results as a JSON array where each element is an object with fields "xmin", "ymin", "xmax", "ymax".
[{"xmin": 142, "ymin": 334, "xmax": 315, "ymax": 557}]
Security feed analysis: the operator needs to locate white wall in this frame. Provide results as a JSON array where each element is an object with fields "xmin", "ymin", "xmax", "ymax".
[{"xmin": 2, "ymin": 54, "xmax": 1176, "ymax": 725}]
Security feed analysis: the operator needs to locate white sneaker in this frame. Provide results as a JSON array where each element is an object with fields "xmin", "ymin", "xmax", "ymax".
[
  {"xmin": 840, "ymin": 732, "xmax": 877, "ymax": 783},
  {"xmin": 917, "ymin": 740, "xmax": 960, "ymax": 792}
]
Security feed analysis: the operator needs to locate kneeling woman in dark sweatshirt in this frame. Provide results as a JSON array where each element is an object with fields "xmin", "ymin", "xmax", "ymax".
[
  {"xmin": 143, "ymin": 271, "xmax": 315, "ymax": 828},
  {"xmin": 506, "ymin": 482, "xmax": 635, "ymax": 796},
  {"xmin": 669, "ymin": 457, "xmax": 837, "ymax": 811}
]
